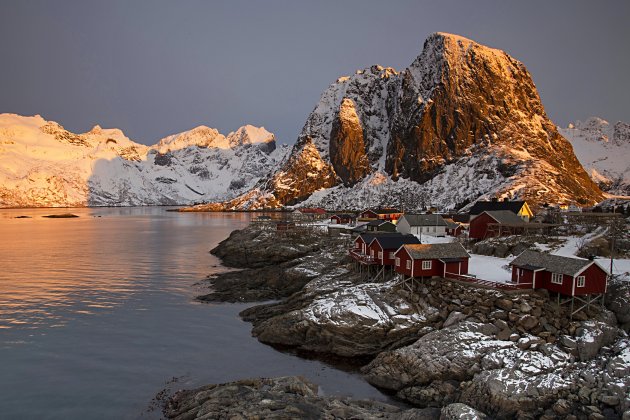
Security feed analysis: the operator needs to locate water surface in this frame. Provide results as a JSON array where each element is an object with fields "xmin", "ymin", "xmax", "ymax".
[{"xmin": 0, "ymin": 207, "xmax": 387, "ymax": 419}]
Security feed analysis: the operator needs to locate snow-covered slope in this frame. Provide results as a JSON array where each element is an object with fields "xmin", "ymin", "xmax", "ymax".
[
  {"xmin": 559, "ymin": 118, "xmax": 630, "ymax": 195},
  {"xmin": 193, "ymin": 32, "xmax": 602, "ymax": 211},
  {"xmin": 0, "ymin": 114, "xmax": 288, "ymax": 207}
]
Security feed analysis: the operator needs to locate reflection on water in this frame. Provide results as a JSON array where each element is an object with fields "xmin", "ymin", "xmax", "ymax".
[
  {"xmin": 0, "ymin": 207, "xmax": 247, "ymax": 331},
  {"xmin": 0, "ymin": 208, "xmax": 389, "ymax": 419}
]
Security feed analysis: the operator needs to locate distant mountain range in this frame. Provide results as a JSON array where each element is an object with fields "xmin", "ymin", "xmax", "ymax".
[
  {"xmin": 1, "ymin": 33, "xmax": 625, "ymax": 210},
  {"xmin": 559, "ymin": 118, "xmax": 630, "ymax": 196},
  {"xmin": 0, "ymin": 114, "xmax": 288, "ymax": 207}
]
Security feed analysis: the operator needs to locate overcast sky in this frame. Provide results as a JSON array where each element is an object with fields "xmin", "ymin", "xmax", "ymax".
[{"xmin": 1, "ymin": 1, "xmax": 628, "ymax": 145}]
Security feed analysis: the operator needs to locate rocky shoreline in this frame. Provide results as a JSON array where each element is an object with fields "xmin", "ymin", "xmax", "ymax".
[{"xmin": 165, "ymin": 226, "xmax": 630, "ymax": 419}]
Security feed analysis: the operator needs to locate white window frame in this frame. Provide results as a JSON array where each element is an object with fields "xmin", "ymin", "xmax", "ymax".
[
  {"xmin": 389, "ymin": 252, "xmax": 395, "ymax": 259},
  {"xmin": 576, "ymin": 276, "xmax": 585, "ymax": 288},
  {"xmin": 406, "ymin": 260, "xmax": 411, "ymax": 270},
  {"xmin": 395, "ymin": 257, "xmax": 400, "ymax": 267},
  {"xmin": 371, "ymin": 249, "xmax": 375, "ymax": 257},
  {"xmin": 378, "ymin": 251, "xmax": 383, "ymax": 259},
  {"xmin": 355, "ymin": 242, "xmax": 360, "ymax": 249},
  {"xmin": 422, "ymin": 260, "xmax": 432, "ymax": 270},
  {"xmin": 551, "ymin": 273, "xmax": 563, "ymax": 284}
]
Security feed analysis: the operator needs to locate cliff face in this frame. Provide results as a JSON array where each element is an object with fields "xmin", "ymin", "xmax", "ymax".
[
  {"xmin": 245, "ymin": 32, "xmax": 602, "ymax": 209},
  {"xmin": 329, "ymin": 98, "xmax": 371, "ymax": 186}
]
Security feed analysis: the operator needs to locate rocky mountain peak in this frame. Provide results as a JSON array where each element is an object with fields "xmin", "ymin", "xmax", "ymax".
[{"xmin": 220, "ymin": 32, "xmax": 602, "ymax": 210}]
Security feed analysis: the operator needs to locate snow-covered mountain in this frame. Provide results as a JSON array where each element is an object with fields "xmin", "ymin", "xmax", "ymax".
[
  {"xmin": 0, "ymin": 114, "xmax": 288, "ymax": 207},
  {"xmin": 191, "ymin": 32, "xmax": 602, "ymax": 211},
  {"xmin": 559, "ymin": 118, "xmax": 630, "ymax": 196}
]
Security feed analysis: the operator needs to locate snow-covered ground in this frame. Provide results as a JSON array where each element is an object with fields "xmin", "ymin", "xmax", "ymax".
[{"xmin": 468, "ymin": 254, "xmax": 513, "ymax": 283}]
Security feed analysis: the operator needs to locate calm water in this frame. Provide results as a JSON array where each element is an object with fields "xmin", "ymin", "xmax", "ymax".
[{"xmin": 0, "ymin": 208, "xmax": 387, "ymax": 419}]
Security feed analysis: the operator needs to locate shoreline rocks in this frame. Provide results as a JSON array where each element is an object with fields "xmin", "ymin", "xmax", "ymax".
[
  {"xmin": 163, "ymin": 376, "xmax": 438, "ymax": 420},
  {"xmin": 189, "ymin": 227, "xmax": 630, "ymax": 418}
]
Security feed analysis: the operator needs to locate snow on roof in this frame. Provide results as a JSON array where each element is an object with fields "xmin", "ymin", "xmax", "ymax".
[
  {"xmin": 400, "ymin": 242, "xmax": 470, "ymax": 260},
  {"xmin": 510, "ymin": 250, "xmax": 606, "ymax": 277}
]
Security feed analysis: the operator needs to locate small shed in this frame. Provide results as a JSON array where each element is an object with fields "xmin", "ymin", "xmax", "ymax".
[
  {"xmin": 394, "ymin": 243, "xmax": 470, "ymax": 279},
  {"xmin": 509, "ymin": 250, "xmax": 608, "ymax": 296}
]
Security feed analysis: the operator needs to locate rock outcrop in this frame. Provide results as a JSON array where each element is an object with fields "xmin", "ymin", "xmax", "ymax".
[
  {"xmin": 163, "ymin": 376, "xmax": 437, "ymax": 419},
  {"xmin": 194, "ymin": 228, "xmax": 630, "ymax": 418}
]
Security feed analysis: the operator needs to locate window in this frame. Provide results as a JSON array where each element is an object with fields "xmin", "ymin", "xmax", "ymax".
[
  {"xmin": 577, "ymin": 276, "xmax": 585, "ymax": 287},
  {"xmin": 395, "ymin": 258, "xmax": 400, "ymax": 267},
  {"xmin": 422, "ymin": 260, "xmax": 432, "ymax": 270},
  {"xmin": 551, "ymin": 273, "xmax": 563, "ymax": 284},
  {"xmin": 371, "ymin": 250, "xmax": 374, "ymax": 257},
  {"xmin": 389, "ymin": 252, "xmax": 395, "ymax": 259},
  {"xmin": 406, "ymin": 260, "xmax": 411, "ymax": 270},
  {"xmin": 355, "ymin": 242, "xmax": 360, "ymax": 249},
  {"xmin": 378, "ymin": 251, "xmax": 383, "ymax": 259}
]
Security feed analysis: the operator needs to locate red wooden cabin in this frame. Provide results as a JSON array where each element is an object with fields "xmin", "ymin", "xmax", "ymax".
[
  {"xmin": 351, "ymin": 233, "xmax": 401, "ymax": 260},
  {"xmin": 469, "ymin": 210, "xmax": 524, "ymax": 240},
  {"xmin": 394, "ymin": 243, "xmax": 470, "ymax": 278},
  {"xmin": 330, "ymin": 213, "xmax": 356, "ymax": 224},
  {"xmin": 510, "ymin": 250, "xmax": 608, "ymax": 296},
  {"xmin": 366, "ymin": 235, "xmax": 420, "ymax": 266}
]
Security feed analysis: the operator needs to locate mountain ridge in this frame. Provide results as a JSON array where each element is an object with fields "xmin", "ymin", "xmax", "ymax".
[
  {"xmin": 190, "ymin": 32, "xmax": 603, "ymax": 211},
  {"xmin": 0, "ymin": 113, "xmax": 287, "ymax": 207}
]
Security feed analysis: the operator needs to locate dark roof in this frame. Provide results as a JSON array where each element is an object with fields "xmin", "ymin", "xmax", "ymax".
[
  {"xmin": 400, "ymin": 243, "xmax": 470, "ymax": 260},
  {"xmin": 469, "ymin": 200, "xmax": 527, "ymax": 215},
  {"xmin": 510, "ymin": 250, "xmax": 604, "ymax": 277},
  {"xmin": 400, "ymin": 214, "xmax": 447, "ymax": 227},
  {"xmin": 356, "ymin": 232, "xmax": 401, "ymax": 244},
  {"xmin": 364, "ymin": 208, "xmax": 402, "ymax": 215},
  {"xmin": 366, "ymin": 219, "xmax": 396, "ymax": 227},
  {"xmin": 483, "ymin": 210, "xmax": 525, "ymax": 224},
  {"xmin": 370, "ymin": 234, "xmax": 421, "ymax": 250},
  {"xmin": 443, "ymin": 219, "xmax": 460, "ymax": 229}
]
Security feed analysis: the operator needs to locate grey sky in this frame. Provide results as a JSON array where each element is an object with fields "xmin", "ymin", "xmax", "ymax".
[{"xmin": 1, "ymin": 0, "xmax": 628, "ymax": 145}]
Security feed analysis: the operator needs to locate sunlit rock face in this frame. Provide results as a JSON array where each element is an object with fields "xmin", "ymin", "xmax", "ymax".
[
  {"xmin": 0, "ymin": 114, "xmax": 287, "ymax": 207},
  {"xmin": 329, "ymin": 98, "xmax": 371, "ymax": 186},
  {"xmin": 228, "ymin": 32, "xmax": 602, "ymax": 210}
]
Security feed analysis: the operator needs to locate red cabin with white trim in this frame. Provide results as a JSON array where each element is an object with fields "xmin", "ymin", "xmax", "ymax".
[
  {"xmin": 394, "ymin": 243, "xmax": 470, "ymax": 278},
  {"xmin": 510, "ymin": 250, "xmax": 608, "ymax": 296}
]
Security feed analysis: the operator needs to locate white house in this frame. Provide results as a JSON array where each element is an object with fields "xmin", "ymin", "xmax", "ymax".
[{"xmin": 396, "ymin": 214, "xmax": 447, "ymax": 237}]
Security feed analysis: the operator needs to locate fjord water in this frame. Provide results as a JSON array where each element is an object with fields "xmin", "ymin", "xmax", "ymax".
[{"xmin": 0, "ymin": 208, "xmax": 386, "ymax": 419}]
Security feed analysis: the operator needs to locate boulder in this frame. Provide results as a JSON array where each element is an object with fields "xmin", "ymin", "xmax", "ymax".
[
  {"xmin": 575, "ymin": 321, "xmax": 618, "ymax": 361},
  {"xmin": 440, "ymin": 403, "xmax": 488, "ymax": 419}
]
